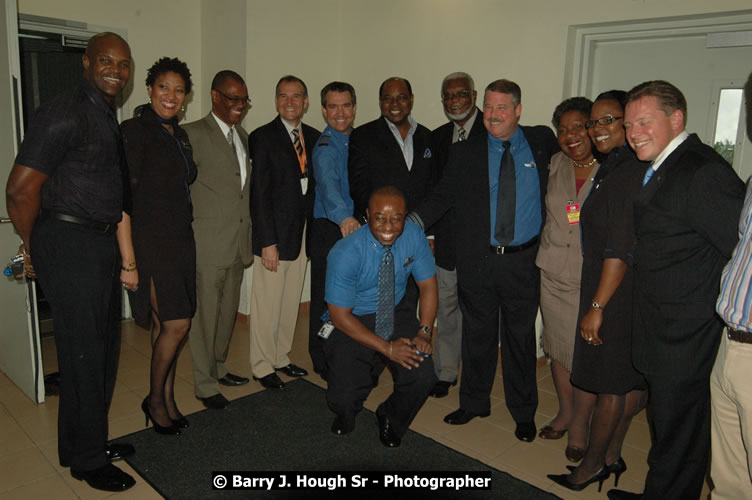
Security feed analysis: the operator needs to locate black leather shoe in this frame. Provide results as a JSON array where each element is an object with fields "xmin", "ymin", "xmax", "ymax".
[
  {"xmin": 607, "ymin": 489, "xmax": 642, "ymax": 500},
  {"xmin": 515, "ymin": 421, "xmax": 536, "ymax": 442},
  {"xmin": 331, "ymin": 416, "xmax": 353, "ymax": 435},
  {"xmin": 71, "ymin": 463, "xmax": 136, "ymax": 492},
  {"xmin": 218, "ymin": 373, "xmax": 250, "ymax": 386},
  {"xmin": 443, "ymin": 408, "xmax": 489, "ymax": 425},
  {"xmin": 429, "ymin": 380, "xmax": 457, "ymax": 398},
  {"xmin": 275, "ymin": 363, "xmax": 308, "ymax": 377},
  {"xmin": 105, "ymin": 442, "xmax": 134, "ymax": 462},
  {"xmin": 376, "ymin": 405, "xmax": 401, "ymax": 448},
  {"xmin": 196, "ymin": 393, "xmax": 230, "ymax": 409},
  {"xmin": 253, "ymin": 373, "xmax": 285, "ymax": 389}
]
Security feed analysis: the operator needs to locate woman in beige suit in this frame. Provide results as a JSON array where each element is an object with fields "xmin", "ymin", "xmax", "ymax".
[{"xmin": 536, "ymin": 97, "xmax": 599, "ymax": 461}]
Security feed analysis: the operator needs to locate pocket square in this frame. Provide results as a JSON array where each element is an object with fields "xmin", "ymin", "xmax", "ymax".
[{"xmin": 423, "ymin": 148, "xmax": 432, "ymax": 159}]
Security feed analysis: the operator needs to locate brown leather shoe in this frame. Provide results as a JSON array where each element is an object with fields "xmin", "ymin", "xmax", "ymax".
[
  {"xmin": 538, "ymin": 425, "xmax": 567, "ymax": 439},
  {"xmin": 566, "ymin": 445, "xmax": 586, "ymax": 462}
]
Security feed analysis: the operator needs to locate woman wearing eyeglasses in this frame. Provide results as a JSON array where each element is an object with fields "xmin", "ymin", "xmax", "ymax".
[
  {"xmin": 548, "ymin": 90, "xmax": 648, "ymax": 491},
  {"xmin": 536, "ymin": 97, "xmax": 599, "ymax": 460},
  {"xmin": 117, "ymin": 57, "xmax": 197, "ymax": 435}
]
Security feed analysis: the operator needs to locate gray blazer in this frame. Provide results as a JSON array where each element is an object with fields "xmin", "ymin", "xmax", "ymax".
[{"xmin": 184, "ymin": 113, "xmax": 253, "ymax": 268}]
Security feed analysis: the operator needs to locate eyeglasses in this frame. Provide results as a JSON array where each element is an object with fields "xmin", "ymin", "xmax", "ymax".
[
  {"xmin": 442, "ymin": 90, "xmax": 471, "ymax": 102},
  {"xmin": 214, "ymin": 89, "xmax": 251, "ymax": 106},
  {"xmin": 380, "ymin": 94, "xmax": 410, "ymax": 105},
  {"xmin": 585, "ymin": 115, "xmax": 622, "ymax": 129}
]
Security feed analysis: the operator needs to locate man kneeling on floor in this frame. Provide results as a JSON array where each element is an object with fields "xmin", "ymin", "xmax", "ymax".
[{"xmin": 324, "ymin": 185, "xmax": 438, "ymax": 447}]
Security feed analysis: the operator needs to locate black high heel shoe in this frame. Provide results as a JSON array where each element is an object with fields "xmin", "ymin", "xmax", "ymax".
[
  {"xmin": 567, "ymin": 458, "xmax": 627, "ymax": 487},
  {"xmin": 141, "ymin": 398, "xmax": 181, "ymax": 435},
  {"xmin": 548, "ymin": 466, "xmax": 610, "ymax": 492},
  {"xmin": 171, "ymin": 416, "xmax": 189, "ymax": 429}
]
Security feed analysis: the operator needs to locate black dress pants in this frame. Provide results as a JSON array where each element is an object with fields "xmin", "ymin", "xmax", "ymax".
[
  {"xmin": 324, "ymin": 302, "xmax": 436, "ymax": 438},
  {"xmin": 31, "ymin": 217, "xmax": 121, "ymax": 471},
  {"xmin": 309, "ymin": 218, "xmax": 342, "ymax": 372},
  {"xmin": 457, "ymin": 244, "xmax": 539, "ymax": 422}
]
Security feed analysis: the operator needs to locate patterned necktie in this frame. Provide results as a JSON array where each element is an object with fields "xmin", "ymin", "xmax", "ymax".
[
  {"xmin": 291, "ymin": 128, "xmax": 306, "ymax": 174},
  {"xmin": 458, "ymin": 127, "xmax": 466, "ymax": 142},
  {"xmin": 642, "ymin": 166, "xmax": 655, "ymax": 187},
  {"xmin": 375, "ymin": 247, "xmax": 395, "ymax": 340},
  {"xmin": 494, "ymin": 140, "xmax": 516, "ymax": 245},
  {"xmin": 227, "ymin": 129, "xmax": 237, "ymax": 154}
]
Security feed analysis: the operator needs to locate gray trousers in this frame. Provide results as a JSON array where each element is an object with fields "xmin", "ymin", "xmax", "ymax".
[{"xmin": 434, "ymin": 265, "xmax": 462, "ymax": 382}]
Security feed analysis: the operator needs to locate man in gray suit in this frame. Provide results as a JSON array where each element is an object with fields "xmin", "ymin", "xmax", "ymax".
[{"xmin": 184, "ymin": 70, "xmax": 253, "ymax": 409}]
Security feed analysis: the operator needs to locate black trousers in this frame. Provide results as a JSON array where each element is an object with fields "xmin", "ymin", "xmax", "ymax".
[
  {"xmin": 309, "ymin": 218, "xmax": 342, "ymax": 372},
  {"xmin": 31, "ymin": 217, "xmax": 121, "ymax": 471},
  {"xmin": 324, "ymin": 304, "xmax": 436, "ymax": 438},
  {"xmin": 457, "ymin": 244, "xmax": 539, "ymax": 422}
]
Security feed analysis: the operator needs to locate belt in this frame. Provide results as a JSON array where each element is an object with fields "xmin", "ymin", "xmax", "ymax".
[
  {"xmin": 490, "ymin": 236, "xmax": 539, "ymax": 255},
  {"xmin": 45, "ymin": 212, "xmax": 118, "ymax": 234},
  {"xmin": 727, "ymin": 327, "xmax": 752, "ymax": 345}
]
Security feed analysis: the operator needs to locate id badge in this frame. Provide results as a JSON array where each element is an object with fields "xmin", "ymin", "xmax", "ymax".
[
  {"xmin": 566, "ymin": 202, "xmax": 580, "ymax": 225},
  {"xmin": 318, "ymin": 320, "xmax": 334, "ymax": 339},
  {"xmin": 300, "ymin": 176, "xmax": 308, "ymax": 195}
]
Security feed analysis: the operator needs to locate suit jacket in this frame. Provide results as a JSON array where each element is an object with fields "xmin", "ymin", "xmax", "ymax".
[
  {"xmin": 414, "ymin": 125, "xmax": 559, "ymax": 279},
  {"xmin": 431, "ymin": 108, "xmax": 485, "ymax": 269},
  {"xmin": 632, "ymin": 133, "xmax": 744, "ymax": 378},
  {"xmin": 348, "ymin": 116, "xmax": 436, "ymax": 222},
  {"xmin": 249, "ymin": 115, "xmax": 320, "ymax": 260},
  {"xmin": 184, "ymin": 113, "xmax": 253, "ymax": 268}
]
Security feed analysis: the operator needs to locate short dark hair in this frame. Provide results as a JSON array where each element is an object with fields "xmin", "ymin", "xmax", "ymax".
[
  {"xmin": 485, "ymin": 79, "xmax": 522, "ymax": 107},
  {"xmin": 276, "ymin": 75, "xmax": 308, "ymax": 97},
  {"xmin": 368, "ymin": 185, "xmax": 406, "ymax": 206},
  {"xmin": 211, "ymin": 70, "xmax": 245, "ymax": 91},
  {"xmin": 594, "ymin": 90, "xmax": 627, "ymax": 111},
  {"xmin": 626, "ymin": 80, "xmax": 687, "ymax": 126},
  {"xmin": 145, "ymin": 57, "xmax": 193, "ymax": 94},
  {"xmin": 551, "ymin": 97, "xmax": 593, "ymax": 129},
  {"xmin": 320, "ymin": 81, "xmax": 356, "ymax": 107},
  {"xmin": 379, "ymin": 77, "xmax": 412, "ymax": 97},
  {"xmin": 86, "ymin": 32, "xmax": 129, "ymax": 57},
  {"xmin": 745, "ymin": 72, "xmax": 752, "ymax": 142}
]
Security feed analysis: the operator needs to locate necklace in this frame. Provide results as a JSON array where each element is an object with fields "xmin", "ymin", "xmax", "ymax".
[{"xmin": 573, "ymin": 157, "xmax": 597, "ymax": 168}]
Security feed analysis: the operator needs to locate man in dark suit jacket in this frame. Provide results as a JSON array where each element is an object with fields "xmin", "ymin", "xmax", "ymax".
[
  {"xmin": 348, "ymin": 77, "xmax": 435, "ymax": 221},
  {"xmin": 184, "ymin": 70, "xmax": 253, "ymax": 410},
  {"xmin": 409, "ymin": 79, "xmax": 559, "ymax": 443},
  {"xmin": 249, "ymin": 75, "xmax": 321, "ymax": 389},
  {"xmin": 607, "ymin": 81, "xmax": 744, "ymax": 500},
  {"xmin": 429, "ymin": 72, "xmax": 485, "ymax": 399}
]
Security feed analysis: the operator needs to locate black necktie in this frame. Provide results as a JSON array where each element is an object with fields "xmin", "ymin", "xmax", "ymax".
[
  {"xmin": 375, "ymin": 248, "xmax": 394, "ymax": 340},
  {"xmin": 494, "ymin": 140, "xmax": 516, "ymax": 245}
]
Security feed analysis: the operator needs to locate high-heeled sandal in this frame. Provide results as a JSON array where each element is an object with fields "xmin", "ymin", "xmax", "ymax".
[
  {"xmin": 141, "ymin": 398, "xmax": 181, "ymax": 435},
  {"xmin": 548, "ymin": 466, "xmax": 610, "ymax": 492}
]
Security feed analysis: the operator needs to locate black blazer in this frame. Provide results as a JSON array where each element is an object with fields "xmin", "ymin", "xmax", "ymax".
[
  {"xmin": 249, "ymin": 116, "xmax": 321, "ymax": 260},
  {"xmin": 414, "ymin": 124, "xmax": 559, "ymax": 278},
  {"xmin": 431, "ymin": 108, "xmax": 485, "ymax": 269},
  {"xmin": 632, "ymin": 133, "xmax": 744, "ymax": 377},
  {"xmin": 348, "ymin": 116, "xmax": 436, "ymax": 222}
]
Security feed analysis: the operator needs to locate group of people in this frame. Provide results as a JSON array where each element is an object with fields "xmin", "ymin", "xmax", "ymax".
[{"xmin": 4, "ymin": 30, "xmax": 752, "ymax": 499}]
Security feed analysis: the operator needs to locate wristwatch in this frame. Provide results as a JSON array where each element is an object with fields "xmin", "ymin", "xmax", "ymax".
[
  {"xmin": 591, "ymin": 300, "xmax": 604, "ymax": 311},
  {"xmin": 419, "ymin": 325, "xmax": 433, "ymax": 338}
]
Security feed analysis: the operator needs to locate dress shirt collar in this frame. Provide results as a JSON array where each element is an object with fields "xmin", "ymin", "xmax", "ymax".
[
  {"xmin": 453, "ymin": 108, "xmax": 478, "ymax": 143},
  {"xmin": 488, "ymin": 124, "xmax": 523, "ymax": 150},
  {"xmin": 211, "ymin": 111, "xmax": 233, "ymax": 137},
  {"xmin": 80, "ymin": 79, "xmax": 117, "ymax": 119},
  {"xmin": 650, "ymin": 130, "xmax": 689, "ymax": 172},
  {"xmin": 383, "ymin": 115, "xmax": 417, "ymax": 143}
]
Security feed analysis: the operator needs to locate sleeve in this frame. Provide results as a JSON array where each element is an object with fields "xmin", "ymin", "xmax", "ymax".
[
  {"xmin": 348, "ymin": 129, "xmax": 372, "ymax": 222},
  {"xmin": 120, "ymin": 120, "xmax": 147, "ymax": 195},
  {"xmin": 313, "ymin": 143, "xmax": 351, "ymax": 225},
  {"xmin": 603, "ymin": 162, "xmax": 639, "ymax": 263},
  {"xmin": 15, "ymin": 100, "xmax": 76, "ymax": 176},
  {"xmin": 410, "ymin": 144, "xmax": 458, "ymax": 231},
  {"xmin": 408, "ymin": 223, "xmax": 436, "ymax": 282},
  {"xmin": 688, "ymin": 160, "xmax": 746, "ymax": 259},
  {"xmin": 249, "ymin": 128, "xmax": 279, "ymax": 248},
  {"xmin": 324, "ymin": 241, "xmax": 360, "ymax": 309}
]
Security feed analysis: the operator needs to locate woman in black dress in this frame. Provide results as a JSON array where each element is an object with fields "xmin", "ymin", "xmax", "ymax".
[
  {"xmin": 118, "ymin": 58, "xmax": 196, "ymax": 434},
  {"xmin": 548, "ymin": 91, "xmax": 648, "ymax": 491}
]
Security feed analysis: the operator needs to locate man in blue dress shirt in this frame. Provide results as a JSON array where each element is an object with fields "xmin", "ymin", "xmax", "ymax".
[
  {"xmin": 324, "ymin": 186, "xmax": 438, "ymax": 447},
  {"xmin": 309, "ymin": 82, "xmax": 359, "ymax": 380}
]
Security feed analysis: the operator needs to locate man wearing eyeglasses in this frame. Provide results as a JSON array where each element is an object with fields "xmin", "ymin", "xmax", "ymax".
[
  {"xmin": 428, "ymin": 72, "xmax": 484, "ymax": 399},
  {"xmin": 184, "ymin": 70, "xmax": 253, "ymax": 409}
]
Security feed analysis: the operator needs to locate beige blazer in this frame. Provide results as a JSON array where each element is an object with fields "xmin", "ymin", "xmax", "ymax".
[{"xmin": 184, "ymin": 113, "xmax": 253, "ymax": 268}]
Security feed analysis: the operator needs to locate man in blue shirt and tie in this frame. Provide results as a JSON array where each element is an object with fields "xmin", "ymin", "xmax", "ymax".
[{"xmin": 324, "ymin": 186, "xmax": 438, "ymax": 447}]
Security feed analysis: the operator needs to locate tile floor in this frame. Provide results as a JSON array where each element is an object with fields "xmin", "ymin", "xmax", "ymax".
[{"xmin": 0, "ymin": 308, "xmax": 711, "ymax": 499}]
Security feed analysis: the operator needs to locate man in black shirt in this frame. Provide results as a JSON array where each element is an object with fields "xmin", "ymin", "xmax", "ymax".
[{"xmin": 5, "ymin": 32, "xmax": 136, "ymax": 492}]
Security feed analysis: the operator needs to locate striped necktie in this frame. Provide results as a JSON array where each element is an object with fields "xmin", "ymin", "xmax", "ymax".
[
  {"xmin": 292, "ymin": 128, "xmax": 306, "ymax": 174},
  {"xmin": 375, "ymin": 247, "xmax": 395, "ymax": 340}
]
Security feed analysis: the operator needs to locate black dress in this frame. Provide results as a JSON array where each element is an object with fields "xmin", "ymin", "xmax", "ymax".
[
  {"xmin": 121, "ymin": 105, "xmax": 197, "ymax": 328},
  {"xmin": 570, "ymin": 146, "xmax": 647, "ymax": 394}
]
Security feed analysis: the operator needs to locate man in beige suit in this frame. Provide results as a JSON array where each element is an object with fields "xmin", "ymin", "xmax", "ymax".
[{"xmin": 184, "ymin": 70, "xmax": 253, "ymax": 409}]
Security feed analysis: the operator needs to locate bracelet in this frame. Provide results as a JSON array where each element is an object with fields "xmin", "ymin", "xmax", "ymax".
[{"xmin": 121, "ymin": 265, "xmax": 137, "ymax": 272}]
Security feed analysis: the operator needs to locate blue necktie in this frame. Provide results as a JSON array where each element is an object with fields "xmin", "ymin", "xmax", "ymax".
[
  {"xmin": 642, "ymin": 167, "xmax": 655, "ymax": 187},
  {"xmin": 375, "ymin": 248, "xmax": 394, "ymax": 340}
]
